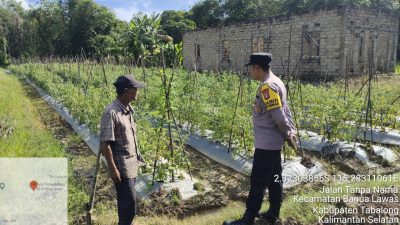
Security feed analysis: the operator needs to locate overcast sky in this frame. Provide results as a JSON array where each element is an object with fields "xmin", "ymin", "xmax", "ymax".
[{"xmin": 20, "ymin": 0, "xmax": 200, "ymax": 21}]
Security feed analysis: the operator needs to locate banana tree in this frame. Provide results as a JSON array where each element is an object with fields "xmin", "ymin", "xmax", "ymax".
[{"xmin": 122, "ymin": 13, "xmax": 171, "ymax": 66}]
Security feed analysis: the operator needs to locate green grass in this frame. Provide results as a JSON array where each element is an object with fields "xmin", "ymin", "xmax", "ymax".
[
  {"xmin": 396, "ymin": 63, "xmax": 400, "ymax": 75},
  {"xmin": 93, "ymin": 201, "xmax": 256, "ymax": 225},
  {"xmin": 0, "ymin": 70, "xmax": 64, "ymax": 156},
  {"xmin": 68, "ymin": 174, "xmax": 89, "ymax": 222},
  {"xmin": 135, "ymin": 202, "xmax": 250, "ymax": 225},
  {"xmin": 0, "ymin": 69, "xmax": 88, "ymax": 224}
]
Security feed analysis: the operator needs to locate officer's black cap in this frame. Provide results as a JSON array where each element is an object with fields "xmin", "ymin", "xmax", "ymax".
[
  {"xmin": 113, "ymin": 74, "xmax": 145, "ymax": 90},
  {"xmin": 245, "ymin": 52, "xmax": 272, "ymax": 67}
]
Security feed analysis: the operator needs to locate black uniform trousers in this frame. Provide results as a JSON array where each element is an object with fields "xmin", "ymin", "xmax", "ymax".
[
  {"xmin": 115, "ymin": 177, "xmax": 137, "ymax": 225},
  {"xmin": 245, "ymin": 148, "xmax": 283, "ymax": 219}
]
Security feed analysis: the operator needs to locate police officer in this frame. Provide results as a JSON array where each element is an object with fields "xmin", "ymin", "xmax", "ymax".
[{"xmin": 223, "ymin": 53, "xmax": 298, "ymax": 225}]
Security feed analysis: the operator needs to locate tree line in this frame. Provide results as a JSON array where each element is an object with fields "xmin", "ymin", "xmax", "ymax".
[{"xmin": 0, "ymin": 0, "xmax": 399, "ymax": 66}]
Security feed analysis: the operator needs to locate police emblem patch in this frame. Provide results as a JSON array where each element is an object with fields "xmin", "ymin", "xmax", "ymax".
[
  {"xmin": 262, "ymin": 89, "xmax": 270, "ymax": 100},
  {"xmin": 260, "ymin": 83, "xmax": 282, "ymax": 111}
]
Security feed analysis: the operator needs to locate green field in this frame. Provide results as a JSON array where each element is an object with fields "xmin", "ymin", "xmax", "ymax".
[
  {"xmin": 2, "ymin": 0, "xmax": 400, "ymax": 224},
  {"xmin": 3, "ymin": 63, "xmax": 400, "ymax": 224}
]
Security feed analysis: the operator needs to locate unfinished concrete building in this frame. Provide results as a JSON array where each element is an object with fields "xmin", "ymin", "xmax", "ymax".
[{"xmin": 183, "ymin": 7, "xmax": 399, "ymax": 79}]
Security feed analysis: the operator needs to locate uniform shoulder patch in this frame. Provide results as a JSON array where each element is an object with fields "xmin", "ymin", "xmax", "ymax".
[{"xmin": 260, "ymin": 83, "xmax": 282, "ymax": 111}]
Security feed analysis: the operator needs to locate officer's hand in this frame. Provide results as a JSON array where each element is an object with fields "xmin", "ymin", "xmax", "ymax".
[
  {"xmin": 287, "ymin": 133, "xmax": 298, "ymax": 151},
  {"xmin": 109, "ymin": 167, "xmax": 121, "ymax": 184}
]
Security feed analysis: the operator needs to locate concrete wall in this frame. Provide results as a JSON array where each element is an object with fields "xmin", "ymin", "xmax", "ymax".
[{"xmin": 183, "ymin": 8, "xmax": 399, "ymax": 79}]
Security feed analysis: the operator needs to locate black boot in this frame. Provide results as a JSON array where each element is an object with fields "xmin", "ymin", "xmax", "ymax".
[
  {"xmin": 223, "ymin": 211, "xmax": 255, "ymax": 225},
  {"xmin": 259, "ymin": 210, "xmax": 278, "ymax": 224}
]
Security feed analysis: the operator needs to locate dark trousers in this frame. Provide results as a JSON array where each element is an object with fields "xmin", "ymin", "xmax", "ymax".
[
  {"xmin": 245, "ymin": 149, "xmax": 283, "ymax": 218},
  {"xmin": 114, "ymin": 177, "xmax": 137, "ymax": 225}
]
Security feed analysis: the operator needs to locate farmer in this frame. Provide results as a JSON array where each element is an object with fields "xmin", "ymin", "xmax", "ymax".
[
  {"xmin": 223, "ymin": 53, "xmax": 298, "ymax": 225},
  {"xmin": 99, "ymin": 74, "xmax": 146, "ymax": 225}
]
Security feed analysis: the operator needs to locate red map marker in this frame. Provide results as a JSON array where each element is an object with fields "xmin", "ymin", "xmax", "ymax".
[{"xmin": 30, "ymin": 180, "xmax": 38, "ymax": 191}]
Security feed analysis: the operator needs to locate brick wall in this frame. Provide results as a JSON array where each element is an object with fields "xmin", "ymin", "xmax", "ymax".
[
  {"xmin": 344, "ymin": 8, "xmax": 398, "ymax": 75},
  {"xmin": 183, "ymin": 7, "xmax": 398, "ymax": 79}
]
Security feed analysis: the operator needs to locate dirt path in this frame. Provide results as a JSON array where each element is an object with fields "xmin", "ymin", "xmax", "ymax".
[{"xmin": 18, "ymin": 76, "xmax": 117, "ymax": 224}]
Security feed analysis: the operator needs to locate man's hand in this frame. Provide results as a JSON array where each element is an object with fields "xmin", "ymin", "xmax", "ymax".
[
  {"xmin": 101, "ymin": 141, "xmax": 121, "ymax": 183},
  {"xmin": 137, "ymin": 154, "xmax": 147, "ymax": 168},
  {"xmin": 287, "ymin": 133, "xmax": 298, "ymax": 151},
  {"xmin": 109, "ymin": 167, "xmax": 121, "ymax": 184}
]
